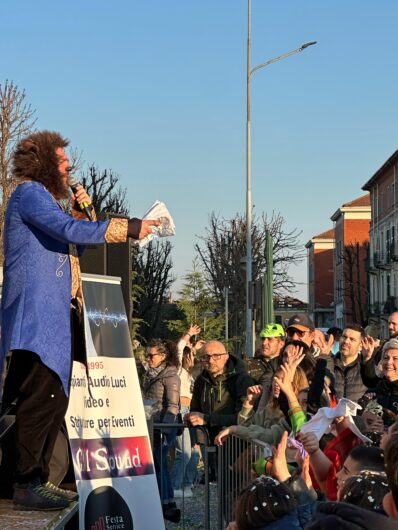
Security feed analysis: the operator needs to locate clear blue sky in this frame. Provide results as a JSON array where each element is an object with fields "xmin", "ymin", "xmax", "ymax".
[{"xmin": 2, "ymin": 1, "xmax": 397, "ymax": 300}]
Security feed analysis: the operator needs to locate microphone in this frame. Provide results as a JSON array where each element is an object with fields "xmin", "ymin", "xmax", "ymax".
[{"xmin": 68, "ymin": 175, "xmax": 93, "ymax": 221}]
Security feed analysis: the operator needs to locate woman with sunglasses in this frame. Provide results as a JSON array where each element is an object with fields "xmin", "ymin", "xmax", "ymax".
[{"xmin": 142, "ymin": 339, "xmax": 181, "ymax": 523}]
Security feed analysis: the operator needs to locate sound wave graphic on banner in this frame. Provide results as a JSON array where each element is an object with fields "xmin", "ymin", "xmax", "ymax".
[{"xmin": 86, "ymin": 307, "xmax": 128, "ymax": 328}]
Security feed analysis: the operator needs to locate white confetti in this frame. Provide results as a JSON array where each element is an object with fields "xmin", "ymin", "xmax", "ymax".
[
  {"xmin": 251, "ymin": 486, "xmax": 256, "ymax": 491},
  {"xmin": 285, "ymin": 495, "xmax": 290, "ymax": 499},
  {"xmin": 274, "ymin": 502, "xmax": 278, "ymax": 506},
  {"xmin": 262, "ymin": 502, "xmax": 267, "ymax": 507},
  {"xmin": 368, "ymin": 496, "xmax": 375, "ymax": 503},
  {"xmin": 254, "ymin": 506, "xmax": 259, "ymax": 511}
]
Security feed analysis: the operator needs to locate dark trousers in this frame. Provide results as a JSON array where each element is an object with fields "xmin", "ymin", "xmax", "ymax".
[{"xmin": 1, "ymin": 350, "xmax": 69, "ymax": 484}]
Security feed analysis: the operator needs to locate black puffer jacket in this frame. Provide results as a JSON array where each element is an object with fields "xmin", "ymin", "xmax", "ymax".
[
  {"xmin": 326, "ymin": 353, "xmax": 368, "ymax": 403},
  {"xmin": 190, "ymin": 354, "xmax": 255, "ymax": 442},
  {"xmin": 306, "ymin": 501, "xmax": 397, "ymax": 530},
  {"xmin": 375, "ymin": 378, "xmax": 398, "ymax": 415}
]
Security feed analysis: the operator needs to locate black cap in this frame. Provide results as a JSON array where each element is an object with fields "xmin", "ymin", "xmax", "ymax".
[{"xmin": 286, "ymin": 313, "xmax": 315, "ymax": 332}]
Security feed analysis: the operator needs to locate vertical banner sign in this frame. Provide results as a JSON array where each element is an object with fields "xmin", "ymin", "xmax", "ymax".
[{"xmin": 66, "ymin": 274, "xmax": 164, "ymax": 530}]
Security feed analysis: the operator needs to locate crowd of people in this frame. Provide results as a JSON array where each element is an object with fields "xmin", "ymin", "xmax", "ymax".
[
  {"xmin": 138, "ymin": 311, "xmax": 398, "ymax": 528},
  {"xmin": 2, "ymin": 130, "xmax": 398, "ymax": 528}
]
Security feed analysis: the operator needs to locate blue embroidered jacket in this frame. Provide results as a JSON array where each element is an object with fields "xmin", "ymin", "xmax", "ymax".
[{"xmin": 0, "ymin": 182, "xmax": 111, "ymax": 394}]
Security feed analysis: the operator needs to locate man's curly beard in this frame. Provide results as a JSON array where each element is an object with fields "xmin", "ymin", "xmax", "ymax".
[{"xmin": 53, "ymin": 177, "xmax": 71, "ymax": 201}]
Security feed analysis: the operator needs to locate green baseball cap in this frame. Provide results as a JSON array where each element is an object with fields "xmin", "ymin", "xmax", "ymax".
[{"xmin": 259, "ymin": 323, "xmax": 285, "ymax": 338}]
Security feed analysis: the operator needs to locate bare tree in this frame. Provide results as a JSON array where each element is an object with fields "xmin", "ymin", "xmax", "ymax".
[
  {"xmin": 0, "ymin": 80, "xmax": 36, "ymax": 262},
  {"xmin": 195, "ymin": 211, "xmax": 305, "ymax": 340},
  {"xmin": 132, "ymin": 240, "xmax": 175, "ymax": 342},
  {"xmin": 81, "ymin": 164, "xmax": 129, "ymax": 215}
]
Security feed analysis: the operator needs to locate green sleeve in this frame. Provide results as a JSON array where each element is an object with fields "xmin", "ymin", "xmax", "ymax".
[{"xmin": 290, "ymin": 408, "xmax": 307, "ymax": 435}]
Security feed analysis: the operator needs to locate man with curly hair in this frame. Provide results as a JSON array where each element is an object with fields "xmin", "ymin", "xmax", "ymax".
[{"xmin": 0, "ymin": 130, "xmax": 158, "ymax": 510}]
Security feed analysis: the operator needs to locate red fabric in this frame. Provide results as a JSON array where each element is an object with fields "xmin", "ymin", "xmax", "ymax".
[
  {"xmin": 329, "ymin": 394, "xmax": 337, "ymax": 408},
  {"xmin": 308, "ymin": 428, "xmax": 362, "ymax": 500},
  {"xmin": 324, "ymin": 428, "xmax": 362, "ymax": 500}
]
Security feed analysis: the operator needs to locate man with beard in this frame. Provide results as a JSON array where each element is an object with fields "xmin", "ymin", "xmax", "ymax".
[
  {"xmin": 245, "ymin": 323, "xmax": 285, "ymax": 386},
  {"xmin": 0, "ymin": 131, "xmax": 158, "ymax": 510},
  {"xmin": 324, "ymin": 324, "xmax": 371, "ymax": 403},
  {"xmin": 388, "ymin": 312, "xmax": 398, "ymax": 338},
  {"xmin": 285, "ymin": 314, "xmax": 334, "ymax": 358}
]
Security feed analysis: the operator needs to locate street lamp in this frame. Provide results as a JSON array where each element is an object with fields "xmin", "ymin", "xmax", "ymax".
[{"xmin": 245, "ymin": 0, "xmax": 316, "ymax": 357}]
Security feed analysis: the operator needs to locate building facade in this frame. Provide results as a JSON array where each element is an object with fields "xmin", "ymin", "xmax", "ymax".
[
  {"xmin": 273, "ymin": 296, "xmax": 308, "ymax": 328},
  {"xmin": 363, "ymin": 150, "xmax": 398, "ymax": 337},
  {"xmin": 306, "ymin": 229, "xmax": 335, "ymax": 328},
  {"xmin": 331, "ymin": 194, "xmax": 371, "ymax": 329}
]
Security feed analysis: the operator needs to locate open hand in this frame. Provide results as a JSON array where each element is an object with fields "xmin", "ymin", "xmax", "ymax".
[
  {"xmin": 361, "ymin": 336, "xmax": 376, "ymax": 363},
  {"xmin": 285, "ymin": 347, "xmax": 306, "ymax": 370},
  {"xmin": 188, "ymin": 324, "xmax": 201, "ymax": 337},
  {"xmin": 313, "ymin": 329, "xmax": 334, "ymax": 355},
  {"xmin": 271, "ymin": 430, "xmax": 291, "ymax": 482}
]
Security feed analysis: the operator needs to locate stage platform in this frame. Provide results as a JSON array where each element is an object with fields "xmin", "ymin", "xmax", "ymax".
[{"xmin": 0, "ymin": 499, "xmax": 78, "ymax": 530}]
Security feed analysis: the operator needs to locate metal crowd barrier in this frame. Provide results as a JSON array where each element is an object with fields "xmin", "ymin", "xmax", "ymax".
[
  {"xmin": 148, "ymin": 422, "xmax": 272, "ymax": 530},
  {"xmin": 150, "ymin": 420, "xmax": 216, "ymax": 530},
  {"xmin": 217, "ymin": 433, "xmax": 272, "ymax": 530}
]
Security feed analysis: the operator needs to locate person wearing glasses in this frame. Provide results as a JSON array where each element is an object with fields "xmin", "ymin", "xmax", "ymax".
[
  {"xmin": 285, "ymin": 314, "xmax": 334, "ymax": 359},
  {"xmin": 185, "ymin": 340, "xmax": 255, "ymax": 482},
  {"xmin": 142, "ymin": 339, "xmax": 181, "ymax": 523},
  {"xmin": 285, "ymin": 314, "xmax": 316, "ymax": 350}
]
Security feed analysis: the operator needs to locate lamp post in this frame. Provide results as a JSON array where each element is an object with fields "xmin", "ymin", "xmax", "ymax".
[
  {"xmin": 224, "ymin": 286, "xmax": 230, "ymax": 342},
  {"xmin": 245, "ymin": 0, "xmax": 316, "ymax": 356}
]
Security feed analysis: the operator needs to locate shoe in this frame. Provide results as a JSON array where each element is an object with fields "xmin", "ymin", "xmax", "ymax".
[
  {"xmin": 162, "ymin": 503, "xmax": 181, "ymax": 523},
  {"xmin": 174, "ymin": 487, "xmax": 193, "ymax": 498},
  {"xmin": 13, "ymin": 479, "xmax": 70, "ymax": 511},
  {"xmin": 44, "ymin": 481, "xmax": 79, "ymax": 502},
  {"xmin": 173, "ymin": 488, "xmax": 184, "ymax": 497}
]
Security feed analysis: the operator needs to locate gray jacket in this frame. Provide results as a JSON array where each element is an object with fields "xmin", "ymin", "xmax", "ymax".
[
  {"xmin": 143, "ymin": 364, "xmax": 180, "ymax": 422},
  {"xmin": 326, "ymin": 353, "xmax": 368, "ymax": 403}
]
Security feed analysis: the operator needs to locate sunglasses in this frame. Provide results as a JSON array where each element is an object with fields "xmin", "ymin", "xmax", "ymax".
[{"xmin": 286, "ymin": 328, "xmax": 308, "ymax": 338}]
